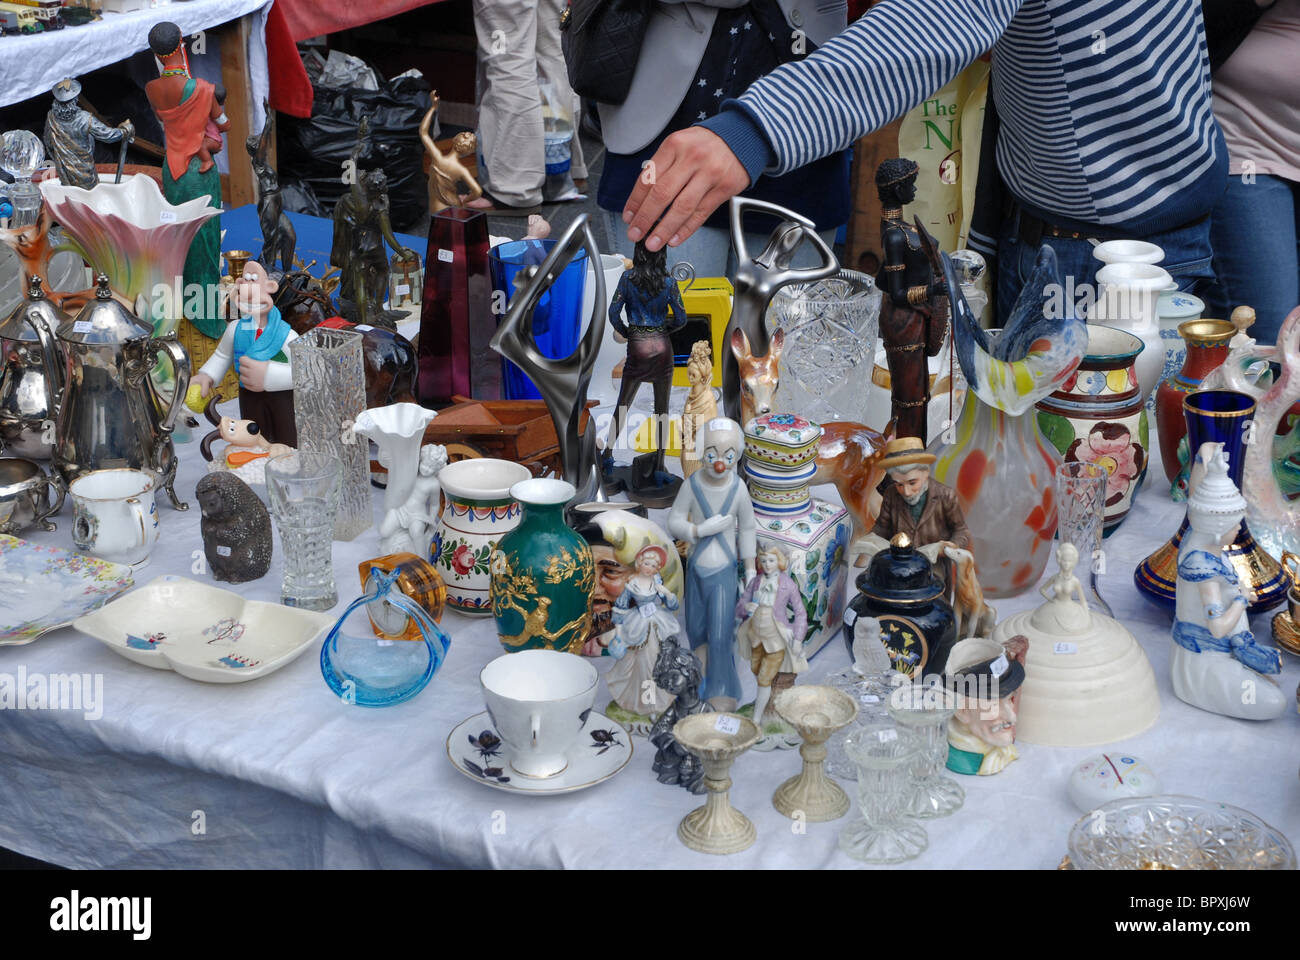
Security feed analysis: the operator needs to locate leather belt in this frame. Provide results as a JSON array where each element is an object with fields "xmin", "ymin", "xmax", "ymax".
[{"xmin": 1013, "ymin": 202, "xmax": 1208, "ymax": 246}]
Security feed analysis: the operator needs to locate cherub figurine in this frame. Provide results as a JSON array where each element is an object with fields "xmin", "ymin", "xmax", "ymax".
[
  {"xmin": 667, "ymin": 417, "xmax": 757, "ymax": 710},
  {"xmin": 605, "ymin": 239, "xmax": 689, "ymax": 506},
  {"xmin": 1173, "ymin": 442, "xmax": 1286, "ymax": 719},
  {"xmin": 419, "ymin": 90, "xmax": 482, "ymax": 213},
  {"xmin": 736, "ymin": 544, "xmax": 807, "ymax": 736},
  {"xmin": 680, "ymin": 341, "xmax": 716, "ymax": 480},
  {"xmin": 378, "ymin": 443, "xmax": 447, "ymax": 558},
  {"xmin": 943, "ymin": 635, "xmax": 1029, "ymax": 776},
  {"xmin": 607, "ymin": 544, "xmax": 678, "ymax": 730},
  {"xmin": 649, "ymin": 635, "xmax": 714, "ymax": 793},
  {"xmin": 1031, "ymin": 542, "xmax": 1091, "ymax": 634}
]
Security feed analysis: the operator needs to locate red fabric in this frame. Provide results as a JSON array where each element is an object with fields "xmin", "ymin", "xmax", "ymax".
[
  {"xmin": 266, "ymin": 2, "xmax": 314, "ymax": 119},
  {"xmin": 277, "ymin": 0, "xmax": 449, "ymax": 44}
]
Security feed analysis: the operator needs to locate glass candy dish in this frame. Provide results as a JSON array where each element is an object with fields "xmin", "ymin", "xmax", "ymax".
[
  {"xmin": 1067, "ymin": 796, "xmax": 1294, "ymax": 870},
  {"xmin": 321, "ymin": 565, "xmax": 451, "ymax": 707}
]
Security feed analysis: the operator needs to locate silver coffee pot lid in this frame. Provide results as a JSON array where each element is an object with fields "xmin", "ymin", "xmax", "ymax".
[
  {"xmin": 57, "ymin": 274, "xmax": 152, "ymax": 345},
  {"xmin": 0, "ymin": 275, "xmax": 68, "ymax": 343}
]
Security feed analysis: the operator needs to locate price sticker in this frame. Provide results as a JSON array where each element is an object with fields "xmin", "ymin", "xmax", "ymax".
[
  {"xmin": 159, "ymin": 210, "xmax": 177, "ymax": 224},
  {"xmin": 876, "ymin": 728, "xmax": 898, "ymax": 743},
  {"xmin": 639, "ymin": 602, "xmax": 655, "ymax": 619},
  {"xmin": 1125, "ymin": 814, "xmax": 1145, "ymax": 836},
  {"xmin": 438, "ymin": 249, "xmax": 454, "ymax": 263},
  {"xmin": 216, "ymin": 545, "xmax": 231, "ymax": 557},
  {"xmin": 843, "ymin": 608, "xmax": 858, "ymax": 627},
  {"xmin": 73, "ymin": 320, "xmax": 93, "ymax": 333},
  {"xmin": 714, "ymin": 715, "xmax": 741, "ymax": 735},
  {"xmin": 1053, "ymin": 642, "xmax": 1078, "ymax": 655},
  {"xmin": 355, "ymin": 324, "xmax": 374, "ymax": 332},
  {"xmin": 990, "ymin": 654, "xmax": 1009, "ymax": 676},
  {"xmin": 706, "ymin": 417, "xmax": 731, "ymax": 432},
  {"xmin": 377, "ymin": 639, "xmax": 394, "ymax": 647},
  {"xmin": 860, "ymin": 694, "xmax": 880, "ymax": 704},
  {"xmin": 395, "ymin": 284, "xmax": 410, "ymax": 296}
]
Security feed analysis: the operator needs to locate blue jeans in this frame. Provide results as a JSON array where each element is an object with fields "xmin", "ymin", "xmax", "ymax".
[
  {"xmin": 996, "ymin": 208, "xmax": 1216, "ymax": 326},
  {"xmin": 1203, "ymin": 174, "xmax": 1300, "ymax": 346}
]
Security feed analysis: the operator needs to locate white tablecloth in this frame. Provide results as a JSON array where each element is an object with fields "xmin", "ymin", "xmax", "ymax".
[
  {"xmin": 0, "ymin": 0, "xmax": 270, "ymax": 121},
  {"xmin": 0, "ymin": 431, "xmax": 1296, "ymax": 869}
]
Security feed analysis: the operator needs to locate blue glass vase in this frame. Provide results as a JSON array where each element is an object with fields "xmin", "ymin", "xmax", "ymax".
[
  {"xmin": 489, "ymin": 239, "xmax": 588, "ymax": 400},
  {"xmin": 321, "ymin": 567, "xmax": 452, "ymax": 706},
  {"xmin": 1134, "ymin": 389, "xmax": 1286, "ymax": 611}
]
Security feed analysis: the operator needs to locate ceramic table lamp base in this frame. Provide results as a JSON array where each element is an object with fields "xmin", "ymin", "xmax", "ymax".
[
  {"xmin": 673, "ymin": 712, "xmax": 761, "ymax": 855},
  {"xmin": 772, "ymin": 685, "xmax": 857, "ymax": 822}
]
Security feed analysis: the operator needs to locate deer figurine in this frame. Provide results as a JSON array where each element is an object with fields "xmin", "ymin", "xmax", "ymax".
[{"xmin": 730, "ymin": 325, "xmax": 896, "ymax": 537}]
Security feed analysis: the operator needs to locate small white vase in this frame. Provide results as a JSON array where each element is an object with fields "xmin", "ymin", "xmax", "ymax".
[
  {"xmin": 1091, "ymin": 262, "xmax": 1170, "ymax": 406},
  {"xmin": 353, "ymin": 402, "xmax": 439, "ymax": 555},
  {"xmin": 1092, "ymin": 240, "xmax": 1165, "ymax": 268}
]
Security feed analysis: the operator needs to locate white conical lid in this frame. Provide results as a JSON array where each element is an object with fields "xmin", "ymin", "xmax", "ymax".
[{"xmin": 1187, "ymin": 441, "xmax": 1247, "ymax": 518}]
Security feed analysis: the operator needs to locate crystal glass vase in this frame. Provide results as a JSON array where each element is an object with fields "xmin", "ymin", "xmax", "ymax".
[
  {"xmin": 825, "ymin": 668, "xmax": 894, "ymax": 782},
  {"xmin": 1055, "ymin": 461, "xmax": 1111, "ymax": 616},
  {"xmin": 886, "ymin": 685, "xmax": 964, "ymax": 819},
  {"xmin": 290, "ymin": 327, "xmax": 372, "ymax": 541},
  {"xmin": 839, "ymin": 724, "xmax": 927, "ymax": 864},
  {"xmin": 267, "ymin": 452, "xmax": 341, "ymax": 611},
  {"xmin": 764, "ymin": 269, "xmax": 880, "ymax": 425}
]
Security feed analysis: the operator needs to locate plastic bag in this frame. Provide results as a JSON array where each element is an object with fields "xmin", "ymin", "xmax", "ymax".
[{"xmin": 278, "ymin": 60, "xmax": 431, "ymax": 231}]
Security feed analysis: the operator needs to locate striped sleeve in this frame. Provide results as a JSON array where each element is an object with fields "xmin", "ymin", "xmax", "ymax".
[{"xmin": 731, "ymin": 0, "xmax": 1024, "ymax": 176}]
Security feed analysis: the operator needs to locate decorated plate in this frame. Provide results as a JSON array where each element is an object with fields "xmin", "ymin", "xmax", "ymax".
[
  {"xmin": 0, "ymin": 535, "xmax": 134, "ymax": 645},
  {"xmin": 447, "ymin": 710, "xmax": 633, "ymax": 795},
  {"xmin": 72, "ymin": 574, "xmax": 332, "ymax": 682}
]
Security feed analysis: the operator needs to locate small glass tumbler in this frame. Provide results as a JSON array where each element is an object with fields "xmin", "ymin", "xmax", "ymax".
[
  {"xmin": 825, "ymin": 669, "xmax": 895, "ymax": 782},
  {"xmin": 886, "ymin": 683, "xmax": 964, "ymax": 819},
  {"xmin": 267, "ymin": 452, "xmax": 342, "ymax": 611},
  {"xmin": 839, "ymin": 723, "xmax": 927, "ymax": 864},
  {"xmin": 1055, "ymin": 461, "xmax": 1111, "ymax": 616}
]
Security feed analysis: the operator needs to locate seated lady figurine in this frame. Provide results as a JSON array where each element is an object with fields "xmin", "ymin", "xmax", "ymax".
[
  {"xmin": 736, "ymin": 543, "xmax": 808, "ymax": 747},
  {"xmin": 606, "ymin": 544, "xmax": 678, "ymax": 732},
  {"xmin": 1030, "ymin": 542, "xmax": 1091, "ymax": 635},
  {"xmin": 1173, "ymin": 442, "xmax": 1286, "ymax": 720}
]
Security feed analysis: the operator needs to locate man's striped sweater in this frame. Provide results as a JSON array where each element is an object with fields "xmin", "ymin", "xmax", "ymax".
[{"xmin": 699, "ymin": 0, "xmax": 1227, "ymax": 236}]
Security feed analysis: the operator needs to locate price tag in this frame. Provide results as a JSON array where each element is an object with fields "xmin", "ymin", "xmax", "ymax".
[
  {"xmin": 876, "ymin": 728, "xmax": 898, "ymax": 742},
  {"xmin": 843, "ymin": 608, "xmax": 857, "ymax": 627},
  {"xmin": 355, "ymin": 324, "xmax": 374, "ymax": 332},
  {"xmin": 1125, "ymin": 814, "xmax": 1145, "ymax": 836},
  {"xmin": 395, "ymin": 284, "xmax": 410, "ymax": 296},
  {"xmin": 216, "ymin": 545, "xmax": 231, "ymax": 557},
  {"xmin": 990, "ymin": 653, "xmax": 1009, "ymax": 676},
  {"xmin": 438, "ymin": 249, "xmax": 454, "ymax": 263},
  {"xmin": 706, "ymin": 417, "xmax": 731, "ymax": 432},
  {"xmin": 1053, "ymin": 642, "xmax": 1078, "ymax": 655},
  {"xmin": 159, "ymin": 210, "xmax": 177, "ymax": 224},
  {"xmin": 73, "ymin": 320, "xmax": 93, "ymax": 333},
  {"xmin": 860, "ymin": 694, "xmax": 880, "ymax": 704},
  {"xmin": 714, "ymin": 715, "xmax": 741, "ymax": 735},
  {"xmin": 639, "ymin": 602, "xmax": 656, "ymax": 619},
  {"xmin": 377, "ymin": 639, "xmax": 394, "ymax": 647}
]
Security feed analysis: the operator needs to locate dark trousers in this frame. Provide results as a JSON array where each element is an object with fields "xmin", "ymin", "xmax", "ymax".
[{"xmin": 238, "ymin": 386, "xmax": 297, "ymax": 448}]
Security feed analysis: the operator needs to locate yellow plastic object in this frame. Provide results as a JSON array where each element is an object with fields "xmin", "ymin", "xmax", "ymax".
[
  {"xmin": 185, "ymin": 383, "xmax": 206, "ymax": 414},
  {"xmin": 670, "ymin": 277, "xmax": 731, "ymax": 389},
  {"xmin": 631, "ymin": 412, "xmax": 686, "ymax": 457}
]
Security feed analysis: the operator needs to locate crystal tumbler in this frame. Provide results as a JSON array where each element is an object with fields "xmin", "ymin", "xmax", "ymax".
[
  {"xmin": 1055, "ymin": 459, "xmax": 1112, "ymax": 616},
  {"xmin": 839, "ymin": 724, "xmax": 927, "ymax": 864},
  {"xmin": 886, "ymin": 683, "xmax": 964, "ymax": 819},
  {"xmin": 267, "ymin": 452, "xmax": 341, "ymax": 611}
]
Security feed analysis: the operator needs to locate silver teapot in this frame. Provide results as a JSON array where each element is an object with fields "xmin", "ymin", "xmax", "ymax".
[
  {"xmin": 54, "ymin": 274, "xmax": 191, "ymax": 509},
  {"xmin": 0, "ymin": 275, "xmax": 64, "ymax": 459}
]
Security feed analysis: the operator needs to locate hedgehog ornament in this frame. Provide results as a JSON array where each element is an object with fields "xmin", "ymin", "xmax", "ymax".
[{"xmin": 196, "ymin": 472, "xmax": 273, "ymax": 583}]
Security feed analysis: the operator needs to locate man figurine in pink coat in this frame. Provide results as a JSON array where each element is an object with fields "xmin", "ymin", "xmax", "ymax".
[{"xmin": 736, "ymin": 543, "xmax": 808, "ymax": 732}]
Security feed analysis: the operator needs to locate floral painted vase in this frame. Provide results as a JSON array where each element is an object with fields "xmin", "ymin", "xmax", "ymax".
[
  {"xmin": 432, "ymin": 458, "xmax": 533, "ymax": 615},
  {"xmin": 490, "ymin": 478, "xmax": 595, "ymax": 654},
  {"xmin": 743, "ymin": 414, "xmax": 850, "ymax": 659},
  {"xmin": 1154, "ymin": 319, "xmax": 1233, "ymax": 485},
  {"xmin": 1037, "ymin": 325, "xmax": 1148, "ymax": 536}
]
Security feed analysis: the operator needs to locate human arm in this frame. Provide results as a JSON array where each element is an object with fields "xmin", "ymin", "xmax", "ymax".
[
  {"xmin": 240, "ymin": 327, "xmax": 298, "ymax": 392},
  {"xmin": 607, "ymin": 278, "xmax": 629, "ymax": 338},
  {"xmin": 736, "ymin": 489, "xmax": 757, "ymax": 582},
  {"xmin": 195, "ymin": 321, "xmax": 237, "ymax": 395},
  {"xmin": 88, "ymin": 114, "xmax": 129, "ymax": 145},
  {"xmin": 666, "ymin": 279, "xmax": 688, "ymax": 332},
  {"xmin": 943, "ymin": 488, "xmax": 972, "ymax": 551},
  {"xmin": 1197, "ymin": 579, "xmax": 1248, "ymax": 639},
  {"xmin": 787, "ymin": 580, "xmax": 807, "ymax": 649},
  {"xmin": 667, "ymin": 485, "xmax": 698, "ymax": 542},
  {"xmin": 624, "ymin": 0, "xmax": 1022, "ymax": 251},
  {"xmin": 657, "ymin": 575, "xmax": 680, "ymax": 611},
  {"xmin": 735, "ymin": 578, "xmax": 756, "ymax": 622},
  {"xmin": 377, "ymin": 197, "xmax": 417, "ymax": 262}
]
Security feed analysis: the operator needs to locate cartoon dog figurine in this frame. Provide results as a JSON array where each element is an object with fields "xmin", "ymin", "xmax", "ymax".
[{"xmin": 199, "ymin": 395, "xmax": 292, "ymax": 482}]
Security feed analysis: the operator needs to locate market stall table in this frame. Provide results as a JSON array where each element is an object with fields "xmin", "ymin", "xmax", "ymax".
[{"xmin": 0, "ymin": 437, "xmax": 1295, "ymax": 868}]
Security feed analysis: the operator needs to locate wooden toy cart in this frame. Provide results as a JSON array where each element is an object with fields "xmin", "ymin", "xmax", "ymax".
[{"xmin": 421, "ymin": 395, "xmax": 598, "ymax": 478}]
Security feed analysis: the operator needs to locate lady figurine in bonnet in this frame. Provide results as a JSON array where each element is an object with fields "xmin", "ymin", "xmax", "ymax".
[{"xmin": 606, "ymin": 543, "xmax": 679, "ymax": 732}]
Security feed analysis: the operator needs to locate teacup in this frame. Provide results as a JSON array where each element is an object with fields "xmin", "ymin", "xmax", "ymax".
[
  {"xmin": 480, "ymin": 649, "xmax": 598, "ymax": 778},
  {"xmin": 68, "ymin": 468, "xmax": 159, "ymax": 567}
]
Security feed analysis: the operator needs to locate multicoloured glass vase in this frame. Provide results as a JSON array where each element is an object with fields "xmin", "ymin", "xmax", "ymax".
[{"xmin": 743, "ymin": 413, "xmax": 850, "ymax": 659}]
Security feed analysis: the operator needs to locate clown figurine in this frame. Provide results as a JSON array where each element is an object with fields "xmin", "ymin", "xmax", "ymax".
[
  {"xmin": 192, "ymin": 261, "xmax": 298, "ymax": 447},
  {"xmin": 736, "ymin": 543, "xmax": 808, "ymax": 747},
  {"xmin": 667, "ymin": 417, "xmax": 756, "ymax": 710},
  {"xmin": 606, "ymin": 543, "xmax": 680, "ymax": 733}
]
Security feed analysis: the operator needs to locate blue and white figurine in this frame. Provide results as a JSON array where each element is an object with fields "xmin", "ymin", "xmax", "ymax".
[
  {"xmin": 606, "ymin": 543, "xmax": 679, "ymax": 732},
  {"xmin": 1173, "ymin": 442, "xmax": 1286, "ymax": 720},
  {"xmin": 667, "ymin": 417, "xmax": 757, "ymax": 710}
]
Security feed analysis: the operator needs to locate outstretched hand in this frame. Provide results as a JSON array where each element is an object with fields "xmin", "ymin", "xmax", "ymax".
[{"xmin": 621, "ymin": 127, "xmax": 750, "ymax": 252}]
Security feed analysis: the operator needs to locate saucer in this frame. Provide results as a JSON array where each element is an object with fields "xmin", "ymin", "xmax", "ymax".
[{"xmin": 447, "ymin": 710, "xmax": 633, "ymax": 795}]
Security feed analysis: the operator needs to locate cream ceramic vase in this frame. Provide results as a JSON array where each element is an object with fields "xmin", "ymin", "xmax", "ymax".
[
  {"xmin": 1091, "ymin": 262, "xmax": 1170, "ymax": 407},
  {"xmin": 432, "ymin": 458, "xmax": 532, "ymax": 615}
]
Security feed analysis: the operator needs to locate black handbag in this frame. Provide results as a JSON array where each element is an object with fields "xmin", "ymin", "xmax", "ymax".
[{"xmin": 560, "ymin": 0, "xmax": 653, "ymax": 106}]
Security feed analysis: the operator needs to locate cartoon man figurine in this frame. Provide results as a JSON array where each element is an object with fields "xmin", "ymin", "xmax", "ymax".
[
  {"xmin": 862, "ymin": 437, "xmax": 971, "ymax": 579},
  {"xmin": 667, "ymin": 417, "xmax": 756, "ymax": 710},
  {"xmin": 192, "ymin": 261, "xmax": 298, "ymax": 447}
]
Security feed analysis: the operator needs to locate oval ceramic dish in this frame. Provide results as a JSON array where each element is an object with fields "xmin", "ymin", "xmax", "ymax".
[{"xmin": 73, "ymin": 574, "xmax": 333, "ymax": 682}]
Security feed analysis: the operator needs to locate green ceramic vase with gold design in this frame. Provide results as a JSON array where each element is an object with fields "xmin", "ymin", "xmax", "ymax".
[{"xmin": 490, "ymin": 478, "xmax": 594, "ymax": 654}]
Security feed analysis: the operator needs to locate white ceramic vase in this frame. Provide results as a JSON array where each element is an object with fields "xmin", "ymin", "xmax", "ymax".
[
  {"xmin": 1091, "ymin": 262, "xmax": 1171, "ymax": 406},
  {"xmin": 1091, "ymin": 240, "xmax": 1165, "ymax": 268},
  {"xmin": 353, "ymin": 402, "xmax": 438, "ymax": 555}
]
